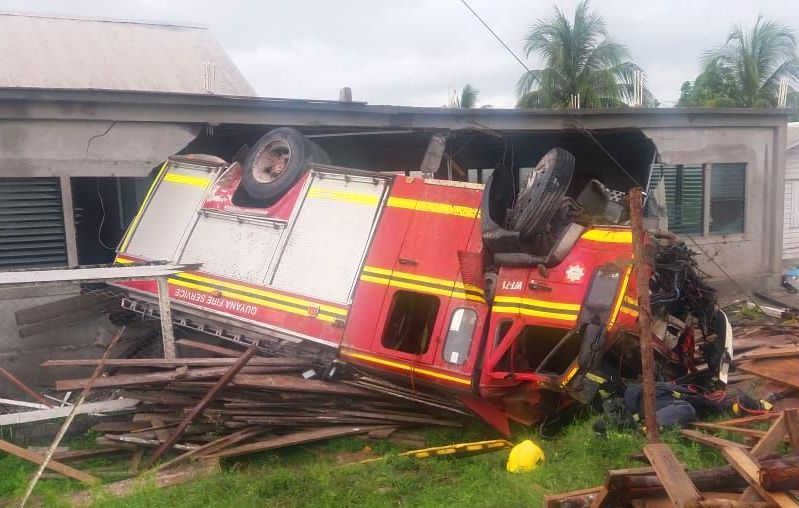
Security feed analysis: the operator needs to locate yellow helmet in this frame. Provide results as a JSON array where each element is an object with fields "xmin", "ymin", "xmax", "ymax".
[{"xmin": 506, "ymin": 440, "xmax": 545, "ymax": 473}]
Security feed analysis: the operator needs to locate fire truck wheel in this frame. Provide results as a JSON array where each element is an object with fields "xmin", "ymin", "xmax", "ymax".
[
  {"xmin": 509, "ymin": 147, "xmax": 575, "ymax": 241},
  {"xmin": 242, "ymin": 127, "xmax": 318, "ymax": 202}
]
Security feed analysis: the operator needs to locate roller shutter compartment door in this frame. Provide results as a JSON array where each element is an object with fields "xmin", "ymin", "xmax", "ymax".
[
  {"xmin": 123, "ymin": 161, "xmax": 218, "ymax": 262},
  {"xmin": 270, "ymin": 172, "xmax": 388, "ymax": 304}
]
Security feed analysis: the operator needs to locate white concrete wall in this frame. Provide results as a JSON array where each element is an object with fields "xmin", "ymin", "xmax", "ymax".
[{"xmin": 644, "ymin": 127, "xmax": 782, "ymax": 280}]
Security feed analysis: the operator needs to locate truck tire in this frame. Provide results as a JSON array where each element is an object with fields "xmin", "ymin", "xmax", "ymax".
[
  {"xmin": 242, "ymin": 128, "xmax": 325, "ymax": 203},
  {"xmin": 509, "ymin": 148, "xmax": 575, "ymax": 241}
]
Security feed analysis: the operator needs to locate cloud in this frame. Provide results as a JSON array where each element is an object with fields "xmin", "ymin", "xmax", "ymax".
[{"xmin": 2, "ymin": 0, "xmax": 799, "ymax": 107}]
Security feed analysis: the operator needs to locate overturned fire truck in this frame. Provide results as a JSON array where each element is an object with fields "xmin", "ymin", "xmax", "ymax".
[{"xmin": 112, "ymin": 128, "xmax": 732, "ymax": 434}]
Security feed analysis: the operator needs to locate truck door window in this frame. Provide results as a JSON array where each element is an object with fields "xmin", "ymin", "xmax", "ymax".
[
  {"xmin": 497, "ymin": 325, "xmax": 572, "ymax": 374},
  {"xmin": 442, "ymin": 308, "xmax": 477, "ymax": 365},
  {"xmin": 381, "ymin": 291, "xmax": 440, "ymax": 355}
]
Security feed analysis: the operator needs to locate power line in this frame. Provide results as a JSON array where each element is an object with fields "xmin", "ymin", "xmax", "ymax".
[
  {"xmin": 457, "ymin": 0, "xmax": 531, "ymax": 73},
  {"xmin": 456, "ymin": 0, "xmax": 641, "ymax": 187}
]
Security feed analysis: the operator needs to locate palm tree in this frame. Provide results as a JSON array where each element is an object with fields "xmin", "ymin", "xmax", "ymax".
[
  {"xmin": 459, "ymin": 84, "xmax": 479, "ymax": 108},
  {"xmin": 516, "ymin": 0, "xmax": 650, "ymax": 108},
  {"xmin": 702, "ymin": 16, "xmax": 799, "ymax": 107}
]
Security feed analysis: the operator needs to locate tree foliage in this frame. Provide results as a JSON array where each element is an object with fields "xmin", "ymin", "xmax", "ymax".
[
  {"xmin": 679, "ymin": 16, "xmax": 799, "ymax": 107},
  {"xmin": 516, "ymin": 0, "xmax": 653, "ymax": 108},
  {"xmin": 458, "ymin": 84, "xmax": 479, "ymax": 108}
]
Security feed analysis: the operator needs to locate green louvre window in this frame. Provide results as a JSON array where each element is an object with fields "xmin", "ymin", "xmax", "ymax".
[
  {"xmin": 648, "ymin": 164, "xmax": 704, "ymax": 235},
  {"xmin": 709, "ymin": 163, "xmax": 745, "ymax": 235}
]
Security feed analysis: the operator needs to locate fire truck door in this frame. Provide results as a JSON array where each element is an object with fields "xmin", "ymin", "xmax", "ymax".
[
  {"xmin": 119, "ymin": 159, "xmax": 222, "ymax": 262},
  {"xmin": 375, "ymin": 186, "xmax": 477, "ymax": 366}
]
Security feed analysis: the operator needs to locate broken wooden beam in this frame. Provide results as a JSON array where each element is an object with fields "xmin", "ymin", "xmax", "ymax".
[
  {"xmin": 0, "ymin": 398, "xmax": 139, "ymax": 426},
  {"xmin": 0, "ymin": 438, "xmax": 97, "ymax": 484},
  {"xmin": 721, "ymin": 447, "xmax": 799, "ymax": 508},
  {"xmin": 175, "ymin": 338, "xmax": 242, "ymax": 357},
  {"xmin": 146, "ymin": 343, "xmax": 258, "ymax": 467},
  {"xmin": 43, "ymin": 357, "xmax": 308, "ymax": 368},
  {"xmin": 206, "ymin": 425, "xmax": 386, "ymax": 459},
  {"xmin": 643, "ymin": 443, "xmax": 701, "ymax": 507},
  {"xmin": 680, "ymin": 429, "xmax": 750, "ymax": 451},
  {"xmin": 55, "ymin": 365, "xmax": 283, "ymax": 390},
  {"xmin": 0, "ymin": 366, "xmax": 52, "ymax": 407}
]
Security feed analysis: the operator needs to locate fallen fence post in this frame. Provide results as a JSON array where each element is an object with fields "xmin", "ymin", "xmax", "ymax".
[
  {"xmin": 18, "ymin": 327, "xmax": 125, "ymax": 507},
  {"xmin": 629, "ymin": 187, "xmax": 659, "ymax": 443},
  {"xmin": 0, "ymin": 439, "xmax": 97, "ymax": 485},
  {"xmin": 145, "ymin": 342, "xmax": 258, "ymax": 467}
]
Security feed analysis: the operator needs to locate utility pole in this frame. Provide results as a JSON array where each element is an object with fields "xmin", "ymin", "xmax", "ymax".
[{"xmin": 629, "ymin": 188, "xmax": 659, "ymax": 443}]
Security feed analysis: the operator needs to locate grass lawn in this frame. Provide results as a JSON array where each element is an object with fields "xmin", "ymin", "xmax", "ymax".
[{"xmin": 0, "ymin": 416, "xmax": 728, "ymax": 507}]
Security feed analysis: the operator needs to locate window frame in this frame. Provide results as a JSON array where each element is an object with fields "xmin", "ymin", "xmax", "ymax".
[
  {"xmin": 649, "ymin": 162, "xmax": 747, "ymax": 241},
  {"xmin": 441, "ymin": 307, "xmax": 478, "ymax": 366}
]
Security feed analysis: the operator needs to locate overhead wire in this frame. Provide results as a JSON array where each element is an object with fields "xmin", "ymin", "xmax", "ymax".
[
  {"xmin": 457, "ymin": 0, "xmax": 759, "ymax": 308},
  {"xmin": 456, "ymin": 0, "xmax": 640, "ymax": 187}
]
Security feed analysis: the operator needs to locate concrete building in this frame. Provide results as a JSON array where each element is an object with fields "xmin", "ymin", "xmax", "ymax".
[
  {"xmin": 0, "ymin": 13, "xmax": 254, "ymax": 395},
  {"xmin": 0, "ymin": 12, "xmax": 793, "ymax": 393}
]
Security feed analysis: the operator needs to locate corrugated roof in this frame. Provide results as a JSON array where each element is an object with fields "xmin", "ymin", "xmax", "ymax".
[{"xmin": 0, "ymin": 12, "xmax": 255, "ymax": 96}]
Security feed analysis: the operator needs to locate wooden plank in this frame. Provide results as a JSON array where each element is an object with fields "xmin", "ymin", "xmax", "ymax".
[
  {"xmin": 741, "ymin": 345, "xmax": 799, "ymax": 360},
  {"xmin": 0, "ymin": 366, "xmax": 52, "ymax": 407},
  {"xmin": 630, "ymin": 188, "xmax": 659, "ymax": 443},
  {"xmin": 0, "ymin": 438, "xmax": 97, "ymax": 484},
  {"xmin": 206, "ymin": 425, "xmax": 385, "ymax": 459},
  {"xmin": 20, "ymin": 327, "xmax": 124, "ymax": 507},
  {"xmin": 721, "ymin": 447, "xmax": 799, "ymax": 508},
  {"xmin": 51, "ymin": 447, "xmax": 128, "ymax": 463},
  {"xmin": 176, "ymin": 338, "xmax": 241, "ymax": 357},
  {"xmin": 691, "ymin": 422, "xmax": 767, "ymax": 439},
  {"xmin": 155, "ymin": 427, "xmax": 264, "ymax": 471},
  {"xmin": 544, "ymin": 486, "xmax": 603, "ymax": 508},
  {"xmin": 232, "ymin": 374, "xmax": 373, "ymax": 396},
  {"xmin": 67, "ymin": 459, "xmax": 219, "ymax": 506},
  {"xmin": 0, "ymin": 397, "xmax": 50, "ymax": 410},
  {"xmin": 644, "ymin": 443, "xmax": 701, "ymax": 507},
  {"xmin": 750, "ymin": 413, "xmax": 787, "ymax": 458},
  {"xmin": 739, "ymin": 359, "xmax": 799, "ymax": 391},
  {"xmin": 15, "ymin": 292, "xmax": 104, "ymax": 325},
  {"xmin": 42, "ymin": 357, "xmax": 309, "ymax": 368},
  {"xmin": 680, "ymin": 429, "xmax": 750, "ymax": 450},
  {"xmin": 0, "ymin": 398, "xmax": 139, "ymax": 426},
  {"xmin": 740, "ymin": 413, "xmax": 787, "ymax": 502},
  {"xmin": 55, "ymin": 365, "xmax": 281, "ymax": 390},
  {"xmin": 785, "ymin": 409, "xmax": 799, "ymax": 452},
  {"xmin": 145, "ymin": 343, "xmax": 258, "ymax": 467}
]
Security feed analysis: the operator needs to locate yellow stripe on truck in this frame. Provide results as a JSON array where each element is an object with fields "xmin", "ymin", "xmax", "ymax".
[
  {"xmin": 343, "ymin": 350, "xmax": 471, "ymax": 386},
  {"xmin": 307, "ymin": 188, "xmax": 379, "ymax": 205},
  {"xmin": 581, "ymin": 229, "xmax": 633, "ymax": 244},
  {"xmin": 163, "ymin": 172, "xmax": 212, "ymax": 188},
  {"xmin": 387, "ymin": 196, "xmax": 479, "ymax": 218}
]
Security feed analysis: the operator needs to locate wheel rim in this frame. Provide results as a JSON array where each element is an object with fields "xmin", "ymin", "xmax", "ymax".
[{"xmin": 251, "ymin": 140, "xmax": 291, "ymax": 184}]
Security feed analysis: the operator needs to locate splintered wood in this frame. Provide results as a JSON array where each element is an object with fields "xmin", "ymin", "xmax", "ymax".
[{"xmin": 38, "ymin": 342, "xmax": 463, "ymax": 472}]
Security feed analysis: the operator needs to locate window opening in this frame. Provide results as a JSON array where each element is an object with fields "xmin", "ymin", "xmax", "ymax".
[
  {"xmin": 381, "ymin": 291, "xmax": 440, "ymax": 355},
  {"xmin": 709, "ymin": 163, "xmax": 745, "ymax": 234}
]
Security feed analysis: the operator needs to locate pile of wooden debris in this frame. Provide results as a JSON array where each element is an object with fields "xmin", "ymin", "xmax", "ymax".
[{"xmin": 546, "ymin": 322, "xmax": 799, "ymax": 508}]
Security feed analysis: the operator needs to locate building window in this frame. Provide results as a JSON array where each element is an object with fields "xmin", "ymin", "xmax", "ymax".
[
  {"xmin": 0, "ymin": 178, "xmax": 69, "ymax": 268},
  {"xmin": 649, "ymin": 163, "xmax": 746, "ymax": 236},
  {"xmin": 381, "ymin": 291, "xmax": 440, "ymax": 355},
  {"xmin": 709, "ymin": 163, "xmax": 746, "ymax": 235},
  {"xmin": 442, "ymin": 308, "xmax": 477, "ymax": 365},
  {"xmin": 649, "ymin": 164, "xmax": 704, "ymax": 234}
]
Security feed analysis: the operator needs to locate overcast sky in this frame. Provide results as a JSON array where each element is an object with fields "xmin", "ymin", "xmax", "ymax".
[{"xmin": 2, "ymin": 0, "xmax": 799, "ymax": 108}]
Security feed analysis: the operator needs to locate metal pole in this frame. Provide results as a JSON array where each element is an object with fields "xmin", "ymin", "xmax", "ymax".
[
  {"xmin": 629, "ymin": 188, "xmax": 659, "ymax": 443},
  {"xmin": 18, "ymin": 327, "xmax": 125, "ymax": 507},
  {"xmin": 157, "ymin": 277, "xmax": 176, "ymax": 359}
]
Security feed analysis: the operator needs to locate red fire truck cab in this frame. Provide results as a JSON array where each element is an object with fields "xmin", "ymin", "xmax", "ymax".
[{"xmin": 112, "ymin": 128, "xmax": 730, "ymax": 433}]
